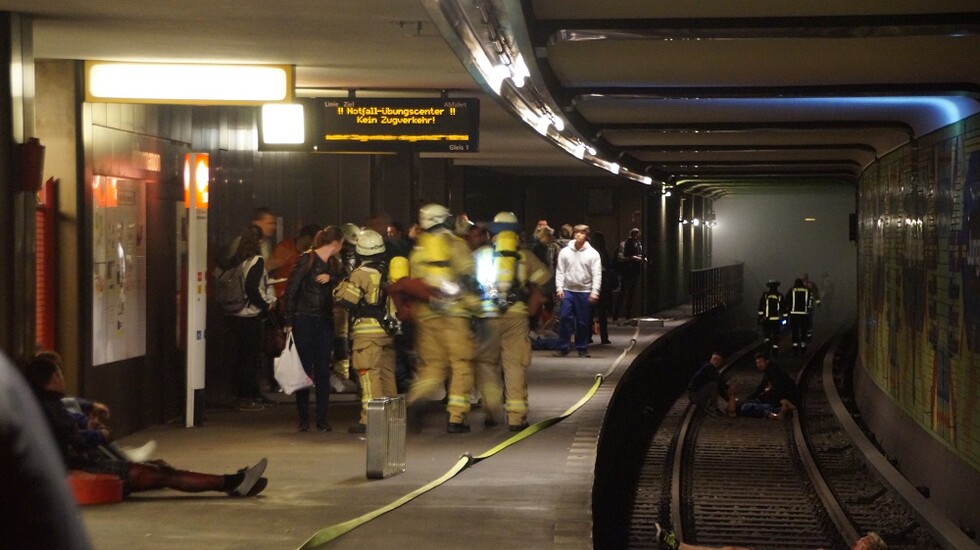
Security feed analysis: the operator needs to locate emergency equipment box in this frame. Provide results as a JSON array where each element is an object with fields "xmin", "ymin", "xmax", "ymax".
[{"xmin": 366, "ymin": 395, "xmax": 406, "ymax": 479}]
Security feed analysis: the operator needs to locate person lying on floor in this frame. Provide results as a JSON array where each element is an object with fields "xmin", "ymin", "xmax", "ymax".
[{"xmin": 23, "ymin": 352, "xmax": 267, "ymax": 498}]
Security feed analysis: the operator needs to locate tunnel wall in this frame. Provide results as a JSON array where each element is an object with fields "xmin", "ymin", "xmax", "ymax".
[
  {"xmin": 856, "ymin": 113, "xmax": 980, "ymax": 531},
  {"xmin": 710, "ymin": 186, "xmax": 858, "ymax": 332}
]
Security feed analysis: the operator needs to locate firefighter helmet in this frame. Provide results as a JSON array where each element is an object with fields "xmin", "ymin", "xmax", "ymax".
[
  {"xmin": 418, "ymin": 203, "xmax": 451, "ymax": 230},
  {"xmin": 355, "ymin": 229, "xmax": 385, "ymax": 257},
  {"xmin": 341, "ymin": 223, "xmax": 361, "ymax": 245}
]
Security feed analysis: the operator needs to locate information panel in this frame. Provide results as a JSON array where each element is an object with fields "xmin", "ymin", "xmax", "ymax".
[{"xmin": 319, "ymin": 97, "xmax": 479, "ymax": 153}]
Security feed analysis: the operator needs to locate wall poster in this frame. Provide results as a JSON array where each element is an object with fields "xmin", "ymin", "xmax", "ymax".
[{"xmin": 92, "ymin": 176, "xmax": 147, "ymax": 365}]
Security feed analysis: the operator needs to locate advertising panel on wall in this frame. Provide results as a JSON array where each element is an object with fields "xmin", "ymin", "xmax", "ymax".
[{"xmin": 91, "ymin": 176, "xmax": 146, "ymax": 365}]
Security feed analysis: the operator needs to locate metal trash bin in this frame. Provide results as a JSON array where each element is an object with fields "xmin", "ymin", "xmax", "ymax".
[{"xmin": 366, "ymin": 395, "xmax": 406, "ymax": 479}]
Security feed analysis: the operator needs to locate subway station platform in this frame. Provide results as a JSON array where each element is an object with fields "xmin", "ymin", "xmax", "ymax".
[{"xmin": 80, "ymin": 313, "xmax": 690, "ymax": 550}]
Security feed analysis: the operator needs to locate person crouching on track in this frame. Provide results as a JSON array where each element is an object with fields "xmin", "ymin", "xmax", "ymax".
[
  {"xmin": 687, "ymin": 351, "xmax": 736, "ymax": 417},
  {"xmin": 334, "ymin": 229, "xmax": 398, "ymax": 434},
  {"xmin": 472, "ymin": 212, "xmax": 552, "ymax": 431}
]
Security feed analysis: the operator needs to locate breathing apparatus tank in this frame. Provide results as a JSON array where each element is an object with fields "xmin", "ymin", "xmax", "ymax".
[
  {"xmin": 417, "ymin": 231, "xmax": 460, "ymax": 310},
  {"xmin": 389, "ymin": 255, "xmax": 409, "ymax": 283},
  {"xmin": 492, "ymin": 230, "xmax": 519, "ymax": 309}
]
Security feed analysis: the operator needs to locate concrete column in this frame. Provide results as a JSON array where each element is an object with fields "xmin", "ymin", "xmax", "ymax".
[{"xmin": 0, "ymin": 12, "xmax": 36, "ymax": 357}]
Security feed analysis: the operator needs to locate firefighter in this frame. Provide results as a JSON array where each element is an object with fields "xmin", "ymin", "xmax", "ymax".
[
  {"xmin": 758, "ymin": 279, "xmax": 785, "ymax": 356},
  {"xmin": 333, "ymin": 229, "xmax": 397, "ymax": 434},
  {"xmin": 406, "ymin": 203, "xmax": 480, "ymax": 433},
  {"xmin": 472, "ymin": 212, "xmax": 551, "ymax": 431},
  {"xmin": 786, "ymin": 278, "xmax": 813, "ymax": 356},
  {"xmin": 329, "ymin": 222, "xmax": 362, "ymax": 393}
]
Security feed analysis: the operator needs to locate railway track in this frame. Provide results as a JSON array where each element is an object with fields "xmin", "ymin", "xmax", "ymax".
[{"xmin": 625, "ymin": 334, "xmax": 949, "ymax": 549}]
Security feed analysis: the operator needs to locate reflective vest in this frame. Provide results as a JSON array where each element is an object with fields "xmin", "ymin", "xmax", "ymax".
[
  {"xmin": 759, "ymin": 291, "xmax": 784, "ymax": 320},
  {"xmin": 788, "ymin": 287, "xmax": 811, "ymax": 315}
]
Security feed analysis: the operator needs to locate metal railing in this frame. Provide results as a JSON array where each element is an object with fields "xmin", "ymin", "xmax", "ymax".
[{"xmin": 690, "ymin": 263, "xmax": 743, "ymax": 316}]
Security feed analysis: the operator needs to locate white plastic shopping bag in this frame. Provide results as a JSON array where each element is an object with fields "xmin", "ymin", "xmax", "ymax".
[{"xmin": 274, "ymin": 332, "xmax": 314, "ymax": 395}]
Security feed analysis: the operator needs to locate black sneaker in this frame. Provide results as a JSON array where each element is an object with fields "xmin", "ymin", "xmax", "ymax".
[
  {"xmin": 509, "ymin": 421, "xmax": 529, "ymax": 432},
  {"xmin": 297, "ymin": 419, "xmax": 310, "ymax": 432},
  {"xmin": 577, "ymin": 350, "xmax": 591, "ymax": 358},
  {"xmin": 316, "ymin": 421, "xmax": 332, "ymax": 432},
  {"xmin": 484, "ymin": 416, "xmax": 499, "ymax": 428},
  {"xmin": 229, "ymin": 458, "xmax": 268, "ymax": 496},
  {"xmin": 552, "ymin": 349, "xmax": 570, "ymax": 357},
  {"xmin": 348, "ymin": 423, "xmax": 366, "ymax": 434},
  {"xmin": 447, "ymin": 422, "xmax": 471, "ymax": 434},
  {"xmin": 244, "ymin": 477, "xmax": 268, "ymax": 497}
]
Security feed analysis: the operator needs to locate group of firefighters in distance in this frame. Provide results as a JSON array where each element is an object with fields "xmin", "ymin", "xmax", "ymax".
[
  {"xmin": 757, "ymin": 275, "xmax": 820, "ymax": 357},
  {"xmin": 344, "ymin": 203, "xmax": 550, "ymax": 434}
]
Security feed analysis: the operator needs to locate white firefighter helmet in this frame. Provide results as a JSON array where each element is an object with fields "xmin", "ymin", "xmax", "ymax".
[
  {"xmin": 418, "ymin": 203, "xmax": 451, "ymax": 230},
  {"xmin": 355, "ymin": 229, "xmax": 385, "ymax": 256},
  {"xmin": 489, "ymin": 211, "xmax": 521, "ymax": 235},
  {"xmin": 341, "ymin": 223, "xmax": 361, "ymax": 245}
]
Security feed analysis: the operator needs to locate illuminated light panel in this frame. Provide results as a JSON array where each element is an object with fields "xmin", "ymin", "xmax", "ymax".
[
  {"xmin": 804, "ymin": 217, "xmax": 817, "ymax": 222},
  {"xmin": 261, "ymin": 104, "xmax": 306, "ymax": 144},
  {"xmin": 86, "ymin": 62, "xmax": 293, "ymax": 104}
]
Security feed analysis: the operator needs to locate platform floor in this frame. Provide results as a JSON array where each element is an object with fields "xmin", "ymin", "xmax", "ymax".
[{"xmin": 80, "ymin": 314, "xmax": 688, "ymax": 550}]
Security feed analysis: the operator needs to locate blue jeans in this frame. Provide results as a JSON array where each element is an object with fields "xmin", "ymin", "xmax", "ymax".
[
  {"xmin": 292, "ymin": 314, "xmax": 334, "ymax": 424},
  {"xmin": 738, "ymin": 399, "xmax": 778, "ymax": 418},
  {"xmin": 557, "ymin": 291, "xmax": 593, "ymax": 353}
]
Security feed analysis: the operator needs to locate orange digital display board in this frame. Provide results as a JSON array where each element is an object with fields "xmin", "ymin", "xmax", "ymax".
[{"xmin": 318, "ymin": 97, "xmax": 479, "ymax": 153}]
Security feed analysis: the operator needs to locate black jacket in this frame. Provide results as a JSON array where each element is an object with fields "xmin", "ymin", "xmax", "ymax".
[
  {"xmin": 284, "ymin": 251, "xmax": 343, "ymax": 324},
  {"xmin": 747, "ymin": 362, "xmax": 799, "ymax": 406}
]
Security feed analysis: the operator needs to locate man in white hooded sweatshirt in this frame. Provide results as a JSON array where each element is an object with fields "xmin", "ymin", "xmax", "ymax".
[{"xmin": 553, "ymin": 224, "xmax": 602, "ymax": 357}]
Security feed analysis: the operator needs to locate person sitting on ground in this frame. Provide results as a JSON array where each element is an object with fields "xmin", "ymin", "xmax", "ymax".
[
  {"xmin": 23, "ymin": 352, "xmax": 268, "ymax": 497},
  {"xmin": 35, "ymin": 350, "xmax": 157, "ymax": 463},
  {"xmin": 738, "ymin": 352, "xmax": 799, "ymax": 419},
  {"xmin": 687, "ymin": 351, "xmax": 736, "ymax": 416},
  {"xmin": 1, "ymin": 352, "xmax": 93, "ymax": 550}
]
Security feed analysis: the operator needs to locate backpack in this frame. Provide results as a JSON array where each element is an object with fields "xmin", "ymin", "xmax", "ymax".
[{"xmin": 213, "ymin": 260, "xmax": 249, "ymax": 314}]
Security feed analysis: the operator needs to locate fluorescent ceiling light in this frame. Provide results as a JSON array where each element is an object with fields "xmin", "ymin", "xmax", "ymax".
[
  {"xmin": 86, "ymin": 62, "xmax": 293, "ymax": 104},
  {"xmin": 261, "ymin": 104, "xmax": 305, "ymax": 144}
]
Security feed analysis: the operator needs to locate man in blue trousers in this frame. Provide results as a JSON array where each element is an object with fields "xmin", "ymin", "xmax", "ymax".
[{"xmin": 553, "ymin": 224, "xmax": 602, "ymax": 358}]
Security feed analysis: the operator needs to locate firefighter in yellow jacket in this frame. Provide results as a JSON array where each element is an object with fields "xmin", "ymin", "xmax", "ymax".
[
  {"xmin": 407, "ymin": 203, "xmax": 480, "ymax": 433},
  {"xmin": 473, "ymin": 212, "xmax": 551, "ymax": 431},
  {"xmin": 333, "ymin": 229, "xmax": 398, "ymax": 434}
]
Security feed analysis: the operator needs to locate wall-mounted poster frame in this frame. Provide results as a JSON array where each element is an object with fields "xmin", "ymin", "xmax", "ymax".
[{"xmin": 91, "ymin": 175, "xmax": 146, "ymax": 365}]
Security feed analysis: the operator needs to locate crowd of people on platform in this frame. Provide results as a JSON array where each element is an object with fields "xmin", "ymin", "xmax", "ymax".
[
  {"xmin": 210, "ymin": 203, "xmax": 653, "ymax": 435},
  {"xmin": 3, "ymin": 202, "xmax": 889, "ymax": 550}
]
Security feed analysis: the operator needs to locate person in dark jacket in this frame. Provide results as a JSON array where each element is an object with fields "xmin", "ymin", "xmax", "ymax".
[
  {"xmin": 283, "ymin": 226, "xmax": 346, "ymax": 432},
  {"xmin": 589, "ymin": 231, "xmax": 614, "ymax": 345},
  {"xmin": 1, "ymin": 352, "xmax": 93, "ymax": 550},
  {"xmin": 225, "ymin": 225, "xmax": 277, "ymax": 411},
  {"xmin": 22, "ymin": 352, "xmax": 268, "ymax": 498},
  {"xmin": 687, "ymin": 351, "xmax": 735, "ymax": 416},
  {"xmin": 738, "ymin": 353, "xmax": 799, "ymax": 419}
]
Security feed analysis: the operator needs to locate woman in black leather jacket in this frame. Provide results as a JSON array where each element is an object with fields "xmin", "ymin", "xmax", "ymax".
[{"xmin": 283, "ymin": 226, "xmax": 346, "ymax": 432}]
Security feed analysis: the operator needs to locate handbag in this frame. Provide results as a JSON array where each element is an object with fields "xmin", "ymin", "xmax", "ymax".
[
  {"xmin": 262, "ymin": 307, "xmax": 287, "ymax": 358},
  {"xmin": 274, "ymin": 332, "xmax": 314, "ymax": 395}
]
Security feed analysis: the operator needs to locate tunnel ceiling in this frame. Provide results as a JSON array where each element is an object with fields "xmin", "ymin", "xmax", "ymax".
[
  {"xmin": 6, "ymin": 0, "xmax": 980, "ymax": 197},
  {"xmin": 425, "ymin": 0, "xmax": 980, "ymax": 196}
]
